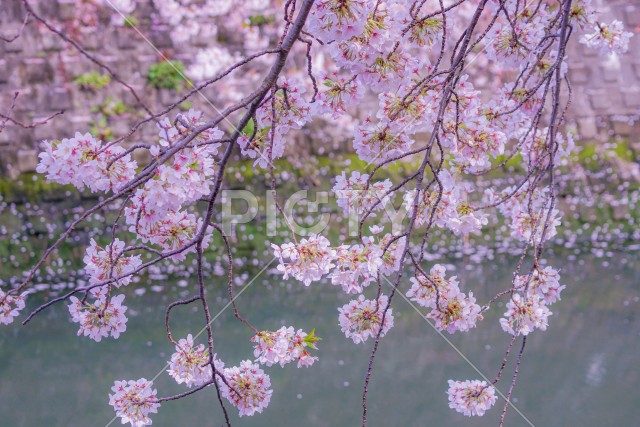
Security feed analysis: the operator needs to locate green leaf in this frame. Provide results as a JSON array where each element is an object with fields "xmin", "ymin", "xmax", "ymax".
[
  {"xmin": 147, "ymin": 60, "xmax": 186, "ymax": 90},
  {"xmin": 303, "ymin": 328, "xmax": 322, "ymax": 350},
  {"xmin": 123, "ymin": 15, "xmax": 138, "ymax": 27},
  {"xmin": 241, "ymin": 118, "xmax": 255, "ymax": 136},
  {"xmin": 75, "ymin": 71, "xmax": 111, "ymax": 91}
]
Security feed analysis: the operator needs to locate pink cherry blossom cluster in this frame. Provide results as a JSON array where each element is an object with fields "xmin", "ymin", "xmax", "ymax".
[
  {"xmin": 353, "ymin": 117, "xmax": 416, "ymax": 164},
  {"xmin": 163, "ymin": 328, "xmax": 313, "ymax": 418},
  {"xmin": 156, "ymin": 109, "xmax": 224, "ymax": 151},
  {"xmin": 338, "ymin": 294, "xmax": 394, "ymax": 344},
  {"xmin": 124, "ymin": 112, "xmax": 219, "ymax": 253},
  {"xmin": 437, "ymin": 77, "xmax": 512, "ymax": 173},
  {"xmin": 500, "ymin": 293, "xmax": 552, "ymax": 336},
  {"xmin": 308, "ymin": 0, "xmax": 370, "ymax": 43},
  {"xmin": 239, "ymin": 77, "xmax": 313, "ymax": 168},
  {"xmin": 83, "ymin": 238, "xmax": 141, "ymax": 287},
  {"xmin": 580, "ymin": 20, "xmax": 634, "ymax": 55},
  {"xmin": 36, "ymin": 132, "xmax": 137, "ymax": 193},
  {"xmin": 125, "ymin": 208, "xmax": 208, "ymax": 262},
  {"xmin": 251, "ymin": 326, "xmax": 319, "ymax": 368},
  {"xmin": 272, "ymin": 234, "xmax": 336, "ymax": 286},
  {"xmin": 499, "ymin": 266, "xmax": 564, "ymax": 336},
  {"xmin": 404, "ymin": 170, "xmax": 488, "ymax": 236},
  {"xmin": 273, "ymin": 228, "xmax": 403, "ymax": 341},
  {"xmin": 376, "ymin": 232, "xmax": 405, "ymax": 276},
  {"xmin": 485, "ymin": 16, "xmax": 546, "ymax": 68},
  {"xmin": 521, "ymin": 128, "xmax": 575, "ymax": 168},
  {"xmin": 333, "ymin": 171, "xmax": 392, "ymax": 217},
  {"xmin": 330, "ymin": 238, "xmax": 383, "ymax": 295},
  {"xmin": 271, "ymin": 232, "xmax": 392, "ymax": 294},
  {"xmin": 314, "ymin": 71, "xmax": 365, "ymax": 118},
  {"xmin": 407, "ymin": 264, "xmax": 482, "ymax": 334},
  {"xmin": 569, "ymin": 0, "xmax": 597, "ymax": 28},
  {"xmin": 485, "ymin": 184, "xmax": 562, "ymax": 244},
  {"xmin": 393, "ymin": 4, "xmax": 444, "ymax": 49},
  {"xmin": 447, "ymin": 379, "xmax": 497, "ymax": 417},
  {"xmin": 68, "ymin": 287, "xmax": 128, "ymax": 342},
  {"xmin": 220, "ymin": 360, "xmax": 273, "ymax": 417},
  {"xmin": 35, "ymin": 109, "xmax": 225, "ymax": 348},
  {"xmin": 0, "ymin": 289, "xmax": 26, "ymax": 325},
  {"xmin": 515, "ymin": 266, "xmax": 565, "ymax": 305},
  {"xmin": 167, "ymin": 334, "xmax": 223, "ymax": 388},
  {"xmin": 301, "ymin": 0, "xmax": 609, "ymax": 180},
  {"xmin": 109, "ymin": 378, "xmax": 159, "ymax": 427},
  {"xmin": 142, "ymin": 116, "xmax": 223, "ymax": 215}
]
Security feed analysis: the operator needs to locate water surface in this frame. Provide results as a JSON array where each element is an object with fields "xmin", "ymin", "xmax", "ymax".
[{"xmin": 1, "ymin": 252, "xmax": 638, "ymax": 427}]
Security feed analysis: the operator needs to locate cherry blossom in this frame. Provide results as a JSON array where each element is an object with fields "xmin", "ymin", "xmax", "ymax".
[
  {"xmin": 330, "ymin": 239, "xmax": 383, "ymax": 294},
  {"xmin": 272, "ymin": 234, "xmax": 336, "ymax": 286},
  {"xmin": 500, "ymin": 293, "xmax": 552, "ymax": 336},
  {"xmin": 447, "ymin": 380, "xmax": 497, "ymax": 417},
  {"xmin": 150, "ymin": 146, "xmax": 218, "ymax": 211},
  {"xmin": 516, "ymin": 266, "xmax": 565, "ymax": 305},
  {"xmin": 109, "ymin": 378, "xmax": 159, "ymax": 427},
  {"xmin": 358, "ymin": 47, "xmax": 420, "ymax": 91},
  {"xmin": 220, "ymin": 360, "xmax": 273, "ymax": 417},
  {"xmin": 580, "ymin": 20, "xmax": 633, "ymax": 55},
  {"xmin": 407, "ymin": 264, "xmax": 459, "ymax": 309},
  {"xmin": 353, "ymin": 117, "xmax": 415, "ymax": 164},
  {"xmin": 238, "ymin": 126, "xmax": 286, "ymax": 169},
  {"xmin": 521, "ymin": 128, "xmax": 575, "ymax": 167},
  {"xmin": 239, "ymin": 78, "xmax": 312, "ymax": 168},
  {"xmin": 377, "ymin": 233, "xmax": 405, "ymax": 277},
  {"xmin": 485, "ymin": 19, "xmax": 546, "ymax": 69},
  {"xmin": 407, "ymin": 265, "xmax": 482, "ymax": 333},
  {"xmin": 125, "ymin": 208, "xmax": 209, "ymax": 262},
  {"xmin": 570, "ymin": 0, "xmax": 597, "ymax": 28},
  {"xmin": 168, "ymin": 334, "xmax": 224, "ymax": 388},
  {"xmin": 314, "ymin": 71, "xmax": 364, "ymax": 117},
  {"xmin": 68, "ymin": 288, "xmax": 128, "ymax": 342},
  {"xmin": 256, "ymin": 77, "xmax": 312, "ymax": 133},
  {"xmin": 251, "ymin": 326, "xmax": 320, "ymax": 368},
  {"xmin": 83, "ymin": 238, "xmax": 141, "ymax": 287},
  {"xmin": 377, "ymin": 90, "xmax": 430, "ymax": 132},
  {"xmin": 36, "ymin": 132, "xmax": 136, "ymax": 193},
  {"xmin": 0, "ymin": 289, "xmax": 27, "ymax": 325},
  {"xmin": 393, "ymin": 4, "xmax": 445, "ymax": 49},
  {"xmin": 308, "ymin": 0, "xmax": 371, "ymax": 44},
  {"xmin": 404, "ymin": 170, "xmax": 488, "ymax": 236},
  {"xmin": 427, "ymin": 290, "xmax": 483, "ymax": 334},
  {"xmin": 486, "ymin": 184, "xmax": 562, "ymax": 243},
  {"xmin": 510, "ymin": 207, "xmax": 561, "ymax": 244},
  {"xmin": 338, "ymin": 294, "xmax": 394, "ymax": 344},
  {"xmin": 333, "ymin": 171, "xmax": 391, "ymax": 218}
]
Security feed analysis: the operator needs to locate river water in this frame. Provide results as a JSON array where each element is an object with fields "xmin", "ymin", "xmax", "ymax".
[{"xmin": 1, "ymin": 249, "xmax": 638, "ymax": 427}]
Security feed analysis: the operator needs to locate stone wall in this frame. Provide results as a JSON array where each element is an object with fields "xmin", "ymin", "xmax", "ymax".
[
  {"xmin": 567, "ymin": 1, "xmax": 640, "ymax": 141},
  {"xmin": 1, "ymin": 0, "xmax": 639, "ymax": 178},
  {"xmin": 0, "ymin": 0, "xmax": 215, "ymax": 177}
]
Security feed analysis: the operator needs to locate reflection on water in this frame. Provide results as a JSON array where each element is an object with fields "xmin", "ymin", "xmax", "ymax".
[
  {"xmin": 0, "ymin": 252, "xmax": 638, "ymax": 427},
  {"xmin": 585, "ymin": 353, "xmax": 605, "ymax": 387}
]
